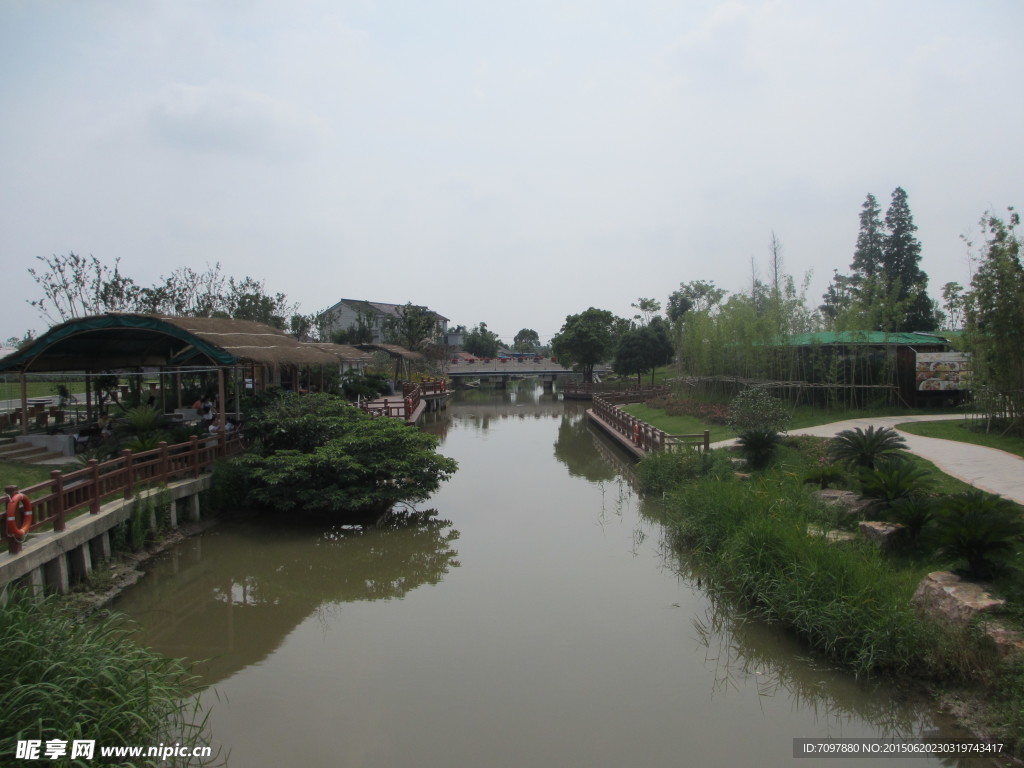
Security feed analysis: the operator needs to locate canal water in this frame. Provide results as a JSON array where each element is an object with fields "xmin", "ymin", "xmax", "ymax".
[{"xmin": 114, "ymin": 384, "xmax": 996, "ymax": 767}]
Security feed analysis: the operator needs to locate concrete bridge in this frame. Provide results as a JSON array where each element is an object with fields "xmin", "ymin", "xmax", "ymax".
[{"xmin": 446, "ymin": 358, "xmax": 610, "ymax": 390}]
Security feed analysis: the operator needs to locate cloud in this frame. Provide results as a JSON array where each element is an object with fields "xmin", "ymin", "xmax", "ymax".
[{"xmin": 145, "ymin": 82, "xmax": 328, "ymax": 159}]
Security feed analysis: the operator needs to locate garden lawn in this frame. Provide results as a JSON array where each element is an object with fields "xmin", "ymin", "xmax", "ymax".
[
  {"xmin": 897, "ymin": 419, "xmax": 1024, "ymax": 460},
  {"xmin": 620, "ymin": 404, "xmax": 736, "ymax": 442}
]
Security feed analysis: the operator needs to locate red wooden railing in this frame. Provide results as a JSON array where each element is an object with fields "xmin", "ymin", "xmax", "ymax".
[
  {"xmin": 591, "ymin": 395, "xmax": 710, "ymax": 454},
  {"xmin": 2, "ymin": 432, "xmax": 244, "ymax": 556}
]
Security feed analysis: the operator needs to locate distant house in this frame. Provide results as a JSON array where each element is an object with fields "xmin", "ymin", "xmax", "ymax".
[{"xmin": 320, "ymin": 299, "xmax": 449, "ymax": 346}]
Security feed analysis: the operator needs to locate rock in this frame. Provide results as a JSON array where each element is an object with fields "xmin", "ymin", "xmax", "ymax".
[
  {"xmin": 858, "ymin": 521, "xmax": 906, "ymax": 549},
  {"xmin": 981, "ymin": 622, "xmax": 1024, "ymax": 659},
  {"xmin": 911, "ymin": 571, "xmax": 1006, "ymax": 627},
  {"xmin": 807, "ymin": 524, "xmax": 857, "ymax": 543},
  {"xmin": 815, "ymin": 489, "xmax": 873, "ymax": 517}
]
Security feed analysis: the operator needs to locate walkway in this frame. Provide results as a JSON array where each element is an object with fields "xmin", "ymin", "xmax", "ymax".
[{"xmin": 713, "ymin": 414, "xmax": 1024, "ymax": 505}]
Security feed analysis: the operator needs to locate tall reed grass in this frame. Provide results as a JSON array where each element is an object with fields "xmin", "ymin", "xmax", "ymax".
[
  {"xmin": 665, "ymin": 475, "xmax": 928, "ymax": 677},
  {"xmin": 0, "ymin": 588, "xmax": 215, "ymax": 767}
]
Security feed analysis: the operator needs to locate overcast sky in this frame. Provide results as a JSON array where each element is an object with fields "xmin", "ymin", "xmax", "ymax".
[{"xmin": 2, "ymin": 0, "xmax": 1021, "ymax": 345}]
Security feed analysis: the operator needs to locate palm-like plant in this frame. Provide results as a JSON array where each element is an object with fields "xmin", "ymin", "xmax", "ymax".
[
  {"xmin": 930, "ymin": 490, "xmax": 1024, "ymax": 579},
  {"xmin": 829, "ymin": 426, "xmax": 908, "ymax": 471},
  {"xmin": 887, "ymin": 496, "xmax": 935, "ymax": 544},
  {"xmin": 857, "ymin": 461, "xmax": 930, "ymax": 507}
]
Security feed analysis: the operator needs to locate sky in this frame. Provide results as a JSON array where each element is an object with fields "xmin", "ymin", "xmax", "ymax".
[{"xmin": 2, "ymin": 0, "xmax": 1022, "ymax": 346}]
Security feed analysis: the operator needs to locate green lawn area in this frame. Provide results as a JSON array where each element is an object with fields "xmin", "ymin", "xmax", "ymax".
[
  {"xmin": 620, "ymin": 404, "xmax": 736, "ymax": 442},
  {"xmin": 0, "ymin": 379, "xmax": 87, "ymax": 401},
  {"xmin": 896, "ymin": 418, "xmax": 1024, "ymax": 459},
  {"xmin": 0, "ymin": 460, "xmax": 79, "ymax": 492}
]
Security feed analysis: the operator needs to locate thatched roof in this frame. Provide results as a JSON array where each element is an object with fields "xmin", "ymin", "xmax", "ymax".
[
  {"xmin": 0, "ymin": 314, "xmax": 345, "ymax": 372},
  {"xmin": 355, "ymin": 343, "xmax": 425, "ymax": 361},
  {"xmin": 304, "ymin": 343, "xmax": 374, "ymax": 364}
]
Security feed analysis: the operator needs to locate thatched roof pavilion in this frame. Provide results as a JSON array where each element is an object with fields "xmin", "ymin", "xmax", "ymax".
[{"xmin": 0, "ymin": 314, "xmax": 401, "ymax": 433}]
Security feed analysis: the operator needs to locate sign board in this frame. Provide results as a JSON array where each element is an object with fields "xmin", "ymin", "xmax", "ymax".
[{"xmin": 915, "ymin": 352, "xmax": 970, "ymax": 391}]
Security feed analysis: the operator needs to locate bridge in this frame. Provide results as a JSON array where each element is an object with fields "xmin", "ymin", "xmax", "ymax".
[{"xmin": 446, "ymin": 357, "xmax": 610, "ymax": 390}]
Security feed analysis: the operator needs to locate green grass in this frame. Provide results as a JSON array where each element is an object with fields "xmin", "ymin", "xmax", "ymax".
[
  {"xmin": 0, "ymin": 378, "xmax": 87, "ymax": 401},
  {"xmin": 620, "ymin": 404, "xmax": 736, "ymax": 441},
  {"xmin": 896, "ymin": 419, "xmax": 1024, "ymax": 459},
  {"xmin": 0, "ymin": 589, "xmax": 215, "ymax": 767},
  {"xmin": 0, "ymin": 460, "xmax": 78, "ymax": 492}
]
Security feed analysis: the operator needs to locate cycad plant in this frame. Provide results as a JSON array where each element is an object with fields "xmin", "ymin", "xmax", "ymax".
[
  {"xmin": 829, "ymin": 426, "xmax": 908, "ymax": 471},
  {"xmin": 858, "ymin": 461, "xmax": 930, "ymax": 508},
  {"xmin": 930, "ymin": 490, "xmax": 1024, "ymax": 579}
]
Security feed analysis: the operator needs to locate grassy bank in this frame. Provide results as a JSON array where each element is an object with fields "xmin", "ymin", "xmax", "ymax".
[
  {"xmin": 0, "ymin": 589, "xmax": 214, "ymax": 767},
  {"xmin": 641, "ymin": 437, "xmax": 1024, "ymax": 754}
]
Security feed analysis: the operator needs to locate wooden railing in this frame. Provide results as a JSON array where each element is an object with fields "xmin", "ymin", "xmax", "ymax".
[
  {"xmin": 2, "ymin": 432, "xmax": 244, "ymax": 556},
  {"xmin": 591, "ymin": 395, "xmax": 710, "ymax": 454}
]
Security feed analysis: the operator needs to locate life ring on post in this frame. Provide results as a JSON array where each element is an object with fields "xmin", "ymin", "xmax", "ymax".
[
  {"xmin": 405, "ymin": 396, "xmax": 413, "ymax": 414},
  {"xmin": 6, "ymin": 493, "xmax": 33, "ymax": 540},
  {"xmin": 633, "ymin": 423, "xmax": 640, "ymax": 444}
]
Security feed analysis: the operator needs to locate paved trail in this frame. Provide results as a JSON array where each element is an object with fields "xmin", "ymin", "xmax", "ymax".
[{"xmin": 714, "ymin": 414, "xmax": 1024, "ymax": 505}]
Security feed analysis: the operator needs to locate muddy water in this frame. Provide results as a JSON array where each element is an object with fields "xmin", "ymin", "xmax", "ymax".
[{"xmin": 114, "ymin": 384, "xmax": 997, "ymax": 767}]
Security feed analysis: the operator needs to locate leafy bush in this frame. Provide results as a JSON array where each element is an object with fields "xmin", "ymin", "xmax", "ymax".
[
  {"xmin": 218, "ymin": 391, "xmax": 458, "ymax": 519},
  {"xmin": 829, "ymin": 426, "xmax": 908, "ymax": 471},
  {"xmin": 727, "ymin": 388, "xmax": 791, "ymax": 434},
  {"xmin": 858, "ymin": 462, "xmax": 930, "ymax": 507},
  {"xmin": 728, "ymin": 389, "xmax": 791, "ymax": 469},
  {"xmin": 887, "ymin": 496, "xmax": 935, "ymax": 544},
  {"xmin": 930, "ymin": 490, "xmax": 1024, "ymax": 579}
]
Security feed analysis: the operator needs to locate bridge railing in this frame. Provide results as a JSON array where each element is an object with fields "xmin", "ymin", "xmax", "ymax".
[
  {"xmin": 3, "ymin": 432, "xmax": 244, "ymax": 556},
  {"xmin": 592, "ymin": 395, "xmax": 710, "ymax": 454}
]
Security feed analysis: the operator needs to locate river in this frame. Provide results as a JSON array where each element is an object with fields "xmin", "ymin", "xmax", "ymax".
[{"xmin": 114, "ymin": 383, "xmax": 999, "ymax": 767}]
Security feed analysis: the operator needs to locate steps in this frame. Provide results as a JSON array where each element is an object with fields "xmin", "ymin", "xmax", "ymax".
[{"xmin": 0, "ymin": 438, "xmax": 67, "ymax": 465}]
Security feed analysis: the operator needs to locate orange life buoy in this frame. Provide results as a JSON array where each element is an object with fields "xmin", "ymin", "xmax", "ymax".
[
  {"xmin": 633, "ymin": 423, "xmax": 640, "ymax": 444},
  {"xmin": 6, "ymin": 493, "xmax": 33, "ymax": 540},
  {"xmin": 405, "ymin": 397, "xmax": 413, "ymax": 413}
]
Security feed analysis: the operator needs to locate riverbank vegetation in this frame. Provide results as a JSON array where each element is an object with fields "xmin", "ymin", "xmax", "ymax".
[
  {"xmin": 636, "ymin": 396, "xmax": 1024, "ymax": 753},
  {"xmin": 0, "ymin": 589, "xmax": 214, "ymax": 767},
  {"xmin": 210, "ymin": 390, "xmax": 458, "ymax": 520}
]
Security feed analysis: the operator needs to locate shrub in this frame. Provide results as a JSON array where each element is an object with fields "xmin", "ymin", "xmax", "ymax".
[
  {"xmin": 636, "ymin": 448, "xmax": 727, "ymax": 494},
  {"xmin": 829, "ymin": 426, "xmax": 908, "ymax": 471},
  {"xmin": 224, "ymin": 391, "xmax": 458, "ymax": 519},
  {"xmin": 728, "ymin": 389, "xmax": 791, "ymax": 469},
  {"xmin": 930, "ymin": 490, "xmax": 1024, "ymax": 579},
  {"xmin": 857, "ymin": 462, "xmax": 930, "ymax": 507},
  {"xmin": 887, "ymin": 496, "xmax": 935, "ymax": 544}
]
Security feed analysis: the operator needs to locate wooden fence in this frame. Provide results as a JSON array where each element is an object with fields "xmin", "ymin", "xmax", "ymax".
[
  {"xmin": 3, "ymin": 432, "xmax": 243, "ymax": 556},
  {"xmin": 591, "ymin": 395, "xmax": 710, "ymax": 454}
]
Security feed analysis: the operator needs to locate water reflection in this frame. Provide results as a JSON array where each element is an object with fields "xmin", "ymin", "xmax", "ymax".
[
  {"xmin": 113, "ymin": 385, "xmax": 1004, "ymax": 767},
  {"xmin": 115, "ymin": 510, "xmax": 459, "ymax": 686}
]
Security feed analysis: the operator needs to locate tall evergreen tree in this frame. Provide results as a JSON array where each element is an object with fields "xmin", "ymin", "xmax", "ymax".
[{"xmin": 882, "ymin": 186, "xmax": 936, "ymax": 331}]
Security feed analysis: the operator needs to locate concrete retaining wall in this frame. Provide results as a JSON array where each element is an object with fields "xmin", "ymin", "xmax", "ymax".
[{"xmin": 0, "ymin": 475, "xmax": 211, "ymax": 595}]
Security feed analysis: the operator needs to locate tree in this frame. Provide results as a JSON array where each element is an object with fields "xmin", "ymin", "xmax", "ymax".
[
  {"xmin": 822, "ymin": 189, "xmax": 937, "ymax": 332},
  {"xmin": 667, "ymin": 280, "xmax": 726, "ymax": 324},
  {"xmin": 963, "ymin": 208, "xmax": 1024, "ymax": 434},
  {"xmin": 551, "ymin": 308, "xmax": 618, "ymax": 382},
  {"xmin": 513, "ymin": 328, "xmax": 540, "ymax": 353},
  {"xmin": 463, "ymin": 322, "xmax": 501, "ymax": 357},
  {"xmin": 882, "ymin": 187, "xmax": 936, "ymax": 331},
  {"xmin": 613, "ymin": 319, "xmax": 674, "ymax": 385},
  {"xmin": 27, "ymin": 253, "xmax": 140, "ymax": 323},
  {"xmin": 630, "ymin": 297, "xmax": 661, "ymax": 325},
  {"xmin": 227, "ymin": 392, "xmax": 458, "ymax": 518},
  {"xmin": 383, "ymin": 303, "xmax": 438, "ymax": 352}
]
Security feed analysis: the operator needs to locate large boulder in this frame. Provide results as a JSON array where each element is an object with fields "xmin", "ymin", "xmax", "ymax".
[{"xmin": 911, "ymin": 571, "xmax": 1005, "ymax": 626}]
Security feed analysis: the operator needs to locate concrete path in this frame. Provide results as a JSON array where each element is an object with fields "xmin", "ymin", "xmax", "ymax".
[{"xmin": 713, "ymin": 414, "xmax": 1024, "ymax": 505}]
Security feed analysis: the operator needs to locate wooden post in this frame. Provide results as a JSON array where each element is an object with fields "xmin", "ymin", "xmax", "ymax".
[
  {"xmin": 4, "ymin": 485, "xmax": 21, "ymax": 555},
  {"xmin": 89, "ymin": 459, "xmax": 101, "ymax": 513},
  {"xmin": 51, "ymin": 470, "xmax": 66, "ymax": 532},
  {"xmin": 122, "ymin": 449, "xmax": 134, "ymax": 500},
  {"xmin": 19, "ymin": 373, "xmax": 28, "ymax": 436}
]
